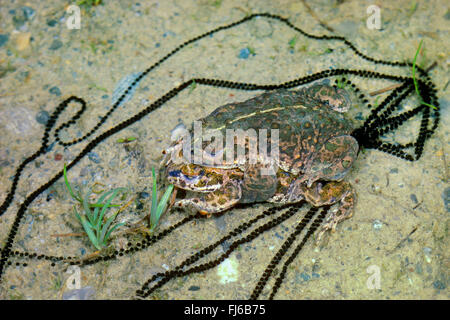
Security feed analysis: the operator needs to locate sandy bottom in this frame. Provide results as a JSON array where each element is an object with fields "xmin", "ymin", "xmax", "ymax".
[{"xmin": 0, "ymin": 0, "xmax": 448, "ymax": 299}]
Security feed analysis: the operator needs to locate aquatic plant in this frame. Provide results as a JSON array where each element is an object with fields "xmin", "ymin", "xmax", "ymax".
[
  {"xmin": 412, "ymin": 40, "xmax": 437, "ymax": 110},
  {"xmin": 63, "ymin": 164, "xmax": 126, "ymax": 250},
  {"xmin": 149, "ymin": 168, "xmax": 174, "ymax": 233},
  {"xmin": 77, "ymin": 0, "xmax": 102, "ymax": 8}
]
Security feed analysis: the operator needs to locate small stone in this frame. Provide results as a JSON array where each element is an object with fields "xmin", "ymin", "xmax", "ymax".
[
  {"xmin": 0, "ymin": 34, "xmax": 9, "ymax": 48},
  {"xmin": 432, "ymin": 280, "xmax": 446, "ymax": 290},
  {"xmin": 442, "ymin": 187, "xmax": 450, "ymax": 212},
  {"xmin": 217, "ymin": 256, "xmax": 239, "ymax": 284},
  {"xmin": 35, "ymin": 110, "xmax": 50, "ymax": 125},
  {"xmin": 312, "ymin": 272, "xmax": 320, "ymax": 279},
  {"xmin": 47, "ymin": 19, "xmax": 57, "ymax": 27},
  {"xmin": 238, "ymin": 48, "xmax": 250, "ymax": 59},
  {"xmin": 373, "ymin": 219, "xmax": 383, "ymax": 230},
  {"xmin": 415, "ymin": 263, "xmax": 423, "ymax": 274},
  {"xmin": 138, "ymin": 191, "xmax": 150, "ymax": 199},
  {"xmin": 16, "ymin": 32, "xmax": 31, "ymax": 51},
  {"xmin": 299, "ymin": 272, "xmax": 311, "ymax": 282},
  {"xmin": 188, "ymin": 285, "xmax": 200, "ymax": 291},
  {"xmin": 423, "ymin": 247, "xmax": 432, "ymax": 263},
  {"xmin": 88, "ymin": 152, "xmax": 101, "ymax": 164},
  {"xmin": 423, "ymin": 247, "xmax": 432, "ymax": 255},
  {"xmin": 22, "ymin": 6, "xmax": 36, "ymax": 20},
  {"xmin": 410, "ymin": 194, "xmax": 418, "ymax": 204},
  {"xmin": 214, "ymin": 214, "xmax": 227, "ymax": 232},
  {"xmin": 49, "ymin": 86, "xmax": 61, "ymax": 96},
  {"xmin": 54, "ymin": 153, "xmax": 63, "ymax": 161},
  {"xmin": 49, "ymin": 39, "xmax": 63, "ymax": 51},
  {"xmin": 389, "ymin": 168, "xmax": 398, "ymax": 174}
]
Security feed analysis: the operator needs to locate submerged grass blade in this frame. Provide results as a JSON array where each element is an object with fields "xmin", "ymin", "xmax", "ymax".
[
  {"xmin": 152, "ymin": 184, "xmax": 174, "ymax": 228},
  {"xmin": 103, "ymin": 222, "xmax": 125, "ymax": 247},
  {"xmin": 93, "ymin": 188, "xmax": 124, "ymax": 225},
  {"xmin": 412, "ymin": 40, "xmax": 437, "ymax": 110},
  {"xmin": 63, "ymin": 164, "xmax": 81, "ymax": 202},
  {"xmin": 83, "ymin": 188, "xmax": 95, "ymax": 225},
  {"xmin": 79, "ymin": 212, "xmax": 100, "ymax": 250},
  {"xmin": 151, "ymin": 168, "xmax": 158, "ymax": 225}
]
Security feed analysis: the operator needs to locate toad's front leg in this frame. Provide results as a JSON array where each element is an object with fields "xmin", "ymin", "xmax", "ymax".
[
  {"xmin": 174, "ymin": 181, "xmax": 242, "ymax": 215},
  {"xmin": 301, "ymin": 180, "xmax": 355, "ymax": 243}
]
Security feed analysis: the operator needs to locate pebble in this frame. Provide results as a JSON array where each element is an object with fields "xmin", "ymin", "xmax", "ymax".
[
  {"xmin": 410, "ymin": 194, "xmax": 418, "ymax": 204},
  {"xmin": 0, "ymin": 107, "xmax": 37, "ymax": 135},
  {"xmin": 0, "ymin": 34, "xmax": 9, "ymax": 48},
  {"xmin": 217, "ymin": 257, "xmax": 239, "ymax": 284},
  {"xmin": 138, "ymin": 191, "xmax": 150, "ymax": 199},
  {"xmin": 35, "ymin": 110, "xmax": 50, "ymax": 125},
  {"xmin": 88, "ymin": 151, "xmax": 101, "ymax": 164},
  {"xmin": 188, "ymin": 285, "xmax": 200, "ymax": 291},
  {"xmin": 47, "ymin": 19, "xmax": 57, "ymax": 27},
  {"xmin": 298, "ymin": 272, "xmax": 311, "ymax": 282},
  {"xmin": 423, "ymin": 247, "xmax": 432, "ymax": 263},
  {"xmin": 49, "ymin": 86, "xmax": 61, "ymax": 96},
  {"xmin": 16, "ymin": 32, "xmax": 30, "ymax": 51},
  {"xmin": 238, "ymin": 48, "xmax": 250, "ymax": 59},
  {"xmin": 49, "ymin": 39, "xmax": 63, "ymax": 51},
  {"xmin": 415, "ymin": 262, "xmax": 423, "ymax": 274},
  {"xmin": 214, "ymin": 214, "xmax": 227, "ymax": 232},
  {"xmin": 22, "ymin": 6, "xmax": 36, "ymax": 20},
  {"xmin": 432, "ymin": 280, "xmax": 446, "ymax": 290},
  {"xmin": 442, "ymin": 187, "xmax": 450, "ymax": 212},
  {"xmin": 373, "ymin": 219, "xmax": 383, "ymax": 230}
]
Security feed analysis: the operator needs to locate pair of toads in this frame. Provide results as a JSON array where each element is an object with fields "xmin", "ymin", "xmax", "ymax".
[{"xmin": 161, "ymin": 84, "xmax": 358, "ymax": 239}]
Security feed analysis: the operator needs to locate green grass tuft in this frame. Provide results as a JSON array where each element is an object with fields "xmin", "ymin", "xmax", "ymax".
[
  {"xmin": 63, "ymin": 163, "xmax": 126, "ymax": 250},
  {"xmin": 412, "ymin": 40, "xmax": 437, "ymax": 110},
  {"xmin": 149, "ymin": 168, "xmax": 174, "ymax": 233}
]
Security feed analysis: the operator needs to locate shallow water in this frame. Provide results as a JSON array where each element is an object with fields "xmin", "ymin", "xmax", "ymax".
[{"xmin": 0, "ymin": 0, "xmax": 448, "ymax": 300}]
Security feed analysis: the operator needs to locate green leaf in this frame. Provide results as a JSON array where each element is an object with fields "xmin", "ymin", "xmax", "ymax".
[
  {"xmin": 82, "ymin": 188, "xmax": 96, "ymax": 225},
  {"xmin": 99, "ymin": 213, "xmax": 119, "ymax": 243},
  {"xmin": 79, "ymin": 214, "xmax": 101, "ymax": 250},
  {"xmin": 151, "ymin": 184, "xmax": 174, "ymax": 228},
  {"xmin": 63, "ymin": 164, "xmax": 81, "ymax": 202},
  {"xmin": 93, "ymin": 188, "xmax": 123, "ymax": 224},
  {"xmin": 151, "ymin": 168, "xmax": 158, "ymax": 225},
  {"xmin": 412, "ymin": 40, "xmax": 437, "ymax": 110},
  {"xmin": 96, "ymin": 188, "xmax": 123, "ymax": 236},
  {"xmin": 103, "ymin": 223, "xmax": 125, "ymax": 246}
]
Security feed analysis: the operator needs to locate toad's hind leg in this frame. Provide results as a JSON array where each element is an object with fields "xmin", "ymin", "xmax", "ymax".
[
  {"xmin": 301, "ymin": 135, "xmax": 358, "ymax": 187},
  {"xmin": 301, "ymin": 180, "xmax": 355, "ymax": 242},
  {"xmin": 174, "ymin": 181, "xmax": 242, "ymax": 215}
]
